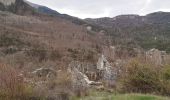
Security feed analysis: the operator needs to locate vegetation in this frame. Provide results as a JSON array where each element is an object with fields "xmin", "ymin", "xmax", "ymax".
[
  {"xmin": 1, "ymin": 1, "xmax": 170, "ymax": 100},
  {"xmin": 71, "ymin": 91, "xmax": 169, "ymax": 100},
  {"xmin": 117, "ymin": 59, "xmax": 170, "ymax": 96},
  {"xmin": 0, "ymin": 63, "xmax": 73, "ymax": 100},
  {"xmin": 0, "ymin": 34, "xmax": 25, "ymax": 47},
  {"xmin": 0, "ymin": 64, "xmax": 35, "ymax": 100}
]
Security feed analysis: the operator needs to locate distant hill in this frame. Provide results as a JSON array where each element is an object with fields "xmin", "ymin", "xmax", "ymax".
[
  {"xmin": 85, "ymin": 12, "xmax": 170, "ymax": 53},
  {"xmin": 24, "ymin": 0, "xmax": 105, "ymax": 31},
  {"xmin": 24, "ymin": 0, "xmax": 86, "ymax": 25}
]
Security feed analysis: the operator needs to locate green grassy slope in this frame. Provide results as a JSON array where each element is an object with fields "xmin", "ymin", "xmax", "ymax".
[{"xmin": 71, "ymin": 92, "xmax": 169, "ymax": 100}]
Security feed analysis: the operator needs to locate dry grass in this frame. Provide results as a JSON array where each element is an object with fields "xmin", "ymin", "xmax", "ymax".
[{"xmin": 0, "ymin": 63, "xmax": 34, "ymax": 100}]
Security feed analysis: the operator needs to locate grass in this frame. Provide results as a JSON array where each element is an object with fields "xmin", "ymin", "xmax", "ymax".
[
  {"xmin": 71, "ymin": 91, "xmax": 170, "ymax": 100},
  {"xmin": 111, "ymin": 94, "xmax": 169, "ymax": 100}
]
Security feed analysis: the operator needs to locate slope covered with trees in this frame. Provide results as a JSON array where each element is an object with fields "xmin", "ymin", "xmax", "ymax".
[{"xmin": 85, "ymin": 12, "xmax": 170, "ymax": 53}]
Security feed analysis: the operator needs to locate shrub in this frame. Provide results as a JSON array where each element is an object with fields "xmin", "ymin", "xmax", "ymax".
[
  {"xmin": 160, "ymin": 65, "xmax": 170, "ymax": 95},
  {"xmin": 26, "ymin": 49, "xmax": 47, "ymax": 62},
  {"xmin": 118, "ymin": 59, "xmax": 170, "ymax": 96},
  {"xmin": 49, "ymin": 50, "xmax": 62, "ymax": 61},
  {"xmin": 0, "ymin": 34, "xmax": 25, "ymax": 48},
  {"xmin": 46, "ymin": 71, "xmax": 72, "ymax": 100},
  {"xmin": 161, "ymin": 65, "xmax": 170, "ymax": 80},
  {"xmin": 119, "ymin": 59, "xmax": 161, "ymax": 94},
  {"xmin": 2, "ymin": 47, "xmax": 18, "ymax": 54},
  {"xmin": 47, "ymin": 71, "xmax": 72, "ymax": 90}
]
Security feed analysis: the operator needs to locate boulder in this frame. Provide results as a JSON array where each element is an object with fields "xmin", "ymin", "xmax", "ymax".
[{"xmin": 32, "ymin": 68, "xmax": 57, "ymax": 78}]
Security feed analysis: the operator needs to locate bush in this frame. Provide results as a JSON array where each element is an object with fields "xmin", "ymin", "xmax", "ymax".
[
  {"xmin": 161, "ymin": 65, "xmax": 170, "ymax": 80},
  {"xmin": 0, "ymin": 34, "xmax": 25, "ymax": 48},
  {"xmin": 46, "ymin": 71, "xmax": 72, "ymax": 100},
  {"xmin": 49, "ymin": 50, "xmax": 62, "ymax": 61},
  {"xmin": 25, "ymin": 49, "xmax": 47, "ymax": 62},
  {"xmin": 119, "ymin": 59, "xmax": 161, "ymax": 94},
  {"xmin": 48, "ymin": 71, "xmax": 72, "ymax": 90},
  {"xmin": 117, "ymin": 58, "xmax": 170, "ymax": 96},
  {"xmin": 160, "ymin": 65, "xmax": 170, "ymax": 95}
]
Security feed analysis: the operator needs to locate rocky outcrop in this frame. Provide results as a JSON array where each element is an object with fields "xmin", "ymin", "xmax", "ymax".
[
  {"xmin": 97, "ymin": 55, "xmax": 116, "ymax": 82},
  {"xmin": 97, "ymin": 55, "xmax": 110, "ymax": 70},
  {"xmin": 32, "ymin": 68, "xmax": 57, "ymax": 78},
  {"xmin": 146, "ymin": 48, "xmax": 167, "ymax": 66},
  {"xmin": 69, "ymin": 61, "xmax": 102, "ymax": 81},
  {"xmin": 68, "ymin": 62, "xmax": 103, "ymax": 91},
  {"xmin": 68, "ymin": 67, "xmax": 91, "ymax": 88}
]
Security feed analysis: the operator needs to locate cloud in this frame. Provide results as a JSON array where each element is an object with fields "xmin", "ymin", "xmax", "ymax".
[
  {"xmin": 27, "ymin": 0, "xmax": 170, "ymax": 18},
  {"xmin": 140, "ymin": 0, "xmax": 170, "ymax": 15}
]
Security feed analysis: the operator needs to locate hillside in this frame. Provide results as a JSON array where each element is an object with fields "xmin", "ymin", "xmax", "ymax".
[
  {"xmin": 85, "ymin": 12, "xmax": 170, "ymax": 53},
  {"xmin": 0, "ymin": 0, "xmax": 108, "ymax": 70}
]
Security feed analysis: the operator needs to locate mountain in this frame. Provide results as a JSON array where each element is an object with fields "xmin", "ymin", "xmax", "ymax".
[
  {"xmin": 85, "ymin": 12, "xmax": 170, "ymax": 28},
  {"xmin": 146, "ymin": 11, "xmax": 170, "ymax": 24},
  {"xmin": 1, "ymin": 0, "xmax": 170, "ymax": 53},
  {"xmin": 0, "ymin": 1, "xmax": 170, "ymax": 99},
  {"xmin": 24, "ymin": 0, "xmax": 105, "ymax": 32},
  {"xmin": 0, "ymin": 0, "xmax": 108, "ymax": 69},
  {"xmin": 0, "ymin": 0, "xmax": 104, "ymax": 32},
  {"xmin": 24, "ymin": 0, "xmax": 86, "ymax": 25},
  {"xmin": 85, "ymin": 12, "xmax": 170, "ymax": 53},
  {"xmin": 0, "ymin": 0, "xmax": 37, "ymax": 15}
]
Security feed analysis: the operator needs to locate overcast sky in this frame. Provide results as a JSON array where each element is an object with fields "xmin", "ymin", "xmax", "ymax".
[{"xmin": 27, "ymin": 0, "xmax": 170, "ymax": 19}]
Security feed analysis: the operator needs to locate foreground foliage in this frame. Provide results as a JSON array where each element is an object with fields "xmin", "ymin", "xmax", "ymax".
[
  {"xmin": 117, "ymin": 58, "xmax": 170, "ymax": 95},
  {"xmin": 71, "ymin": 91, "xmax": 169, "ymax": 100}
]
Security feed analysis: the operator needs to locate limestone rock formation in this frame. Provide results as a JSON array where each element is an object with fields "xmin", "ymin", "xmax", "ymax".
[
  {"xmin": 146, "ymin": 48, "xmax": 167, "ymax": 66},
  {"xmin": 68, "ymin": 67, "xmax": 90, "ymax": 94},
  {"xmin": 69, "ymin": 61, "xmax": 102, "ymax": 81},
  {"xmin": 97, "ymin": 55, "xmax": 116, "ymax": 82},
  {"xmin": 97, "ymin": 55, "xmax": 110, "ymax": 70},
  {"xmin": 68, "ymin": 62, "xmax": 102, "ymax": 89}
]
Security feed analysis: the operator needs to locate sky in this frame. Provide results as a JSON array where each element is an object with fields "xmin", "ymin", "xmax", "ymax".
[{"xmin": 27, "ymin": 0, "xmax": 170, "ymax": 19}]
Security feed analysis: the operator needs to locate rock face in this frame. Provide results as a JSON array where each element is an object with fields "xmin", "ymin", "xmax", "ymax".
[
  {"xmin": 0, "ymin": 0, "xmax": 16, "ymax": 6},
  {"xmin": 97, "ymin": 55, "xmax": 110, "ymax": 70},
  {"xmin": 68, "ymin": 66, "xmax": 91, "ymax": 96},
  {"xmin": 146, "ymin": 48, "xmax": 167, "ymax": 66},
  {"xmin": 68, "ymin": 62, "xmax": 103, "ymax": 90},
  {"xmin": 97, "ymin": 55, "xmax": 116, "ymax": 83},
  {"xmin": 69, "ymin": 61, "xmax": 102, "ymax": 81},
  {"xmin": 68, "ymin": 67, "xmax": 90, "ymax": 88}
]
